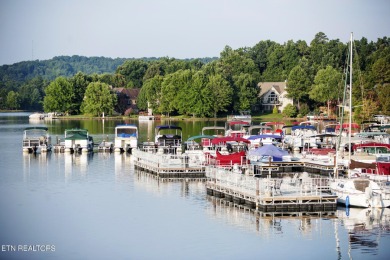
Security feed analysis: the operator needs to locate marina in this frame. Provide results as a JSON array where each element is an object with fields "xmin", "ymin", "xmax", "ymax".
[{"xmin": 2, "ymin": 112, "xmax": 390, "ymax": 259}]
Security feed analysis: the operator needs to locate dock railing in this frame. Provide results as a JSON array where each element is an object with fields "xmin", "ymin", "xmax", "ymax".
[
  {"xmin": 205, "ymin": 166, "xmax": 331, "ymax": 198},
  {"xmin": 133, "ymin": 149, "xmax": 201, "ymax": 169}
]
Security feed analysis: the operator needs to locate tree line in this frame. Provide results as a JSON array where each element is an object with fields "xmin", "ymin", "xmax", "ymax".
[{"xmin": 1, "ymin": 32, "xmax": 389, "ymax": 120}]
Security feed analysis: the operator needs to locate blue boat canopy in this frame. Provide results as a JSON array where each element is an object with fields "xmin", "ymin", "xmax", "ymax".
[
  {"xmin": 292, "ymin": 125, "xmax": 317, "ymax": 131},
  {"xmin": 248, "ymin": 144, "xmax": 289, "ymax": 161}
]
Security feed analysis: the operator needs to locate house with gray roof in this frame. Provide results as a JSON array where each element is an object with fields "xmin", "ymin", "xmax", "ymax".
[{"xmin": 257, "ymin": 81, "xmax": 294, "ymax": 113}]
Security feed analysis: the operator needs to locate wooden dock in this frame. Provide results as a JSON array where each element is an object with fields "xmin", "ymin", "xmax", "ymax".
[
  {"xmin": 205, "ymin": 166, "xmax": 337, "ymax": 212},
  {"xmin": 133, "ymin": 149, "xmax": 206, "ymax": 178}
]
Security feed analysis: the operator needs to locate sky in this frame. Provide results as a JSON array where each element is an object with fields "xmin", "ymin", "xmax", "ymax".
[{"xmin": 0, "ymin": 0, "xmax": 389, "ymax": 65}]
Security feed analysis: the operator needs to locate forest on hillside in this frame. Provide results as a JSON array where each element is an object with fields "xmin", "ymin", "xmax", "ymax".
[{"xmin": 1, "ymin": 32, "xmax": 389, "ymax": 120}]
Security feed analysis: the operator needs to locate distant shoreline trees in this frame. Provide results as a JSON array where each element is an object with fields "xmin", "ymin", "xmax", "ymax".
[{"xmin": 0, "ymin": 32, "xmax": 389, "ymax": 118}]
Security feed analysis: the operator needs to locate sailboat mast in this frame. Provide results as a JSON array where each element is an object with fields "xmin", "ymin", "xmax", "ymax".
[{"xmin": 348, "ymin": 32, "xmax": 353, "ymax": 165}]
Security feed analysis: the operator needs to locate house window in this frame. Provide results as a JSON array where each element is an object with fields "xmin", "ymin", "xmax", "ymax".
[{"xmin": 267, "ymin": 91, "xmax": 278, "ymax": 104}]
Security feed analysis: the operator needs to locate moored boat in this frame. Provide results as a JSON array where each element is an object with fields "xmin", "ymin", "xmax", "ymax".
[
  {"xmin": 22, "ymin": 126, "xmax": 52, "ymax": 153},
  {"xmin": 329, "ymin": 177, "xmax": 390, "ymax": 208},
  {"xmin": 113, "ymin": 124, "xmax": 138, "ymax": 153},
  {"xmin": 226, "ymin": 110, "xmax": 251, "ymax": 123},
  {"xmin": 352, "ymin": 142, "xmax": 390, "ymax": 156},
  {"xmin": 29, "ymin": 112, "xmax": 45, "ymax": 120},
  {"xmin": 64, "ymin": 128, "xmax": 94, "ymax": 153},
  {"xmin": 153, "ymin": 125, "xmax": 182, "ymax": 154},
  {"xmin": 225, "ymin": 121, "xmax": 250, "ymax": 138}
]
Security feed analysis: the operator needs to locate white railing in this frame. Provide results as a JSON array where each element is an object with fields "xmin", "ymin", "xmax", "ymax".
[
  {"xmin": 134, "ymin": 149, "xmax": 197, "ymax": 168},
  {"xmin": 206, "ymin": 166, "xmax": 329, "ymax": 198}
]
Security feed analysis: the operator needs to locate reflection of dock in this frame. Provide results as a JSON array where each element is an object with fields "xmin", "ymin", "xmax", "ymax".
[
  {"xmin": 207, "ymin": 196, "xmax": 336, "ymax": 236},
  {"xmin": 206, "ymin": 166, "xmax": 337, "ymax": 212},
  {"xmin": 133, "ymin": 149, "xmax": 205, "ymax": 178},
  {"xmin": 134, "ymin": 170, "xmax": 206, "ymax": 198},
  {"xmin": 135, "ymin": 170, "xmax": 206, "ymax": 183}
]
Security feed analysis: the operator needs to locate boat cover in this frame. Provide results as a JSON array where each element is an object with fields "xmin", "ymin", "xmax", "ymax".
[
  {"xmin": 211, "ymin": 137, "xmax": 250, "ymax": 144},
  {"xmin": 213, "ymin": 150, "xmax": 246, "ymax": 165},
  {"xmin": 248, "ymin": 144, "xmax": 288, "ymax": 161}
]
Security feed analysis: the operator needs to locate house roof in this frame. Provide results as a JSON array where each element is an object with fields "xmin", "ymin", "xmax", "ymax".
[
  {"xmin": 258, "ymin": 82, "xmax": 287, "ymax": 97},
  {"xmin": 112, "ymin": 88, "xmax": 140, "ymax": 99}
]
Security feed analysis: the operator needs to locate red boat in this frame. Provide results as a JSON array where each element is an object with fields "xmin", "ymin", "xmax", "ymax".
[
  {"xmin": 335, "ymin": 123, "xmax": 360, "ymax": 136},
  {"xmin": 209, "ymin": 150, "xmax": 247, "ymax": 166},
  {"xmin": 377, "ymin": 162, "xmax": 390, "ymax": 175},
  {"xmin": 352, "ymin": 142, "xmax": 390, "ymax": 153}
]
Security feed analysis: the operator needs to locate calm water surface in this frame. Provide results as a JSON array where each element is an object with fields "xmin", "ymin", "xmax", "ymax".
[{"xmin": 0, "ymin": 112, "xmax": 389, "ymax": 259}]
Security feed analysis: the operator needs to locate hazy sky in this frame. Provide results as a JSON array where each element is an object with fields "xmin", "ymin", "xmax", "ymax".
[{"xmin": 1, "ymin": 0, "xmax": 389, "ymax": 65}]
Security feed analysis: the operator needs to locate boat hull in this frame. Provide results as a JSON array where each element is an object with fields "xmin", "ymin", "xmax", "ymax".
[{"xmin": 330, "ymin": 178, "xmax": 390, "ymax": 208}]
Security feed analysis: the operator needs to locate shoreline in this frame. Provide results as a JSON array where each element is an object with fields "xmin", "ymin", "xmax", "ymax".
[{"xmin": 1, "ymin": 110, "xmax": 301, "ymax": 122}]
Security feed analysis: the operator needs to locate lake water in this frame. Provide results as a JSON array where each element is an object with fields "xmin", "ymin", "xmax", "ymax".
[{"xmin": 1, "ymin": 112, "xmax": 389, "ymax": 260}]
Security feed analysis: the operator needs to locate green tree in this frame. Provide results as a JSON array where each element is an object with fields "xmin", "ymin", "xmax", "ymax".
[
  {"xmin": 286, "ymin": 65, "xmax": 311, "ymax": 108},
  {"xmin": 80, "ymin": 82, "xmax": 117, "ymax": 116},
  {"xmin": 173, "ymin": 70, "xmax": 194, "ymax": 116},
  {"xmin": 282, "ymin": 104, "xmax": 297, "ymax": 118},
  {"xmin": 272, "ymin": 106, "xmax": 278, "ymax": 114},
  {"xmin": 43, "ymin": 77, "xmax": 74, "ymax": 114},
  {"xmin": 354, "ymin": 97, "xmax": 379, "ymax": 123},
  {"xmin": 282, "ymin": 40, "xmax": 301, "ymax": 74},
  {"xmin": 6, "ymin": 91, "xmax": 19, "ymax": 110},
  {"xmin": 18, "ymin": 77, "xmax": 46, "ymax": 110},
  {"xmin": 218, "ymin": 46, "xmax": 259, "ymax": 112},
  {"xmin": 207, "ymin": 73, "xmax": 232, "ymax": 117},
  {"xmin": 140, "ymin": 75, "xmax": 164, "ymax": 112},
  {"xmin": 136, "ymin": 88, "xmax": 148, "ymax": 111},
  {"xmin": 309, "ymin": 32, "xmax": 329, "ymax": 70},
  {"xmin": 116, "ymin": 60, "xmax": 148, "ymax": 88},
  {"xmin": 299, "ymin": 103, "xmax": 310, "ymax": 117},
  {"xmin": 309, "ymin": 66, "xmax": 343, "ymax": 116},
  {"xmin": 143, "ymin": 62, "xmax": 163, "ymax": 81},
  {"xmin": 233, "ymin": 73, "xmax": 259, "ymax": 111},
  {"xmin": 159, "ymin": 72, "xmax": 181, "ymax": 116},
  {"xmin": 70, "ymin": 72, "xmax": 93, "ymax": 114},
  {"xmin": 376, "ymin": 84, "xmax": 390, "ymax": 114},
  {"xmin": 371, "ymin": 56, "xmax": 390, "ymax": 85},
  {"xmin": 262, "ymin": 44, "xmax": 286, "ymax": 81},
  {"xmin": 249, "ymin": 40, "xmax": 276, "ymax": 74}
]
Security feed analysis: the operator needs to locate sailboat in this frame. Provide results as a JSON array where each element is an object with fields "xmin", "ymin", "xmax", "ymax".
[{"xmin": 329, "ymin": 33, "xmax": 390, "ymax": 208}]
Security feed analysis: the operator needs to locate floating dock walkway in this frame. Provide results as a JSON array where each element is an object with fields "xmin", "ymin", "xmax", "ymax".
[
  {"xmin": 133, "ymin": 149, "xmax": 206, "ymax": 178},
  {"xmin": 205, "ymin": 166, "xmax": 337, "ymax": 212},
  {"xmin": 249, "ymin": 159, "xmax": 344, "ymax": 176}
]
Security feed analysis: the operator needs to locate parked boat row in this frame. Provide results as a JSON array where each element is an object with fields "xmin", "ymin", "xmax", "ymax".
[{"xmin": 23, "ymin": 124, "xmax": 138, "ymax": 154}]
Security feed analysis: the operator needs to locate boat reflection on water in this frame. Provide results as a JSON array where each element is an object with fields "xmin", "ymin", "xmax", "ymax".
[
  {"xmin": 206, "ymin": 195, "xmax": 337, "ymax": 237},
  {"xmin": 133, "ymin": 170, "xmax": 206, "ymax": 199},
  {"xmin": 22, "ymin": 152, "xmax": 51, "ymax": 181},
  {"xmin": 114, "ymin": 152, "xmax": 133, "ymax": 183},
  {"xmin": 64, "ymin": 152, "xmax": 94, "ymax": 181},
  {"xmin": 337, "ymin": 207, "xmax": 390, "ymax": 255},
  {"xmin": 207, "ymin": 196, "xmax": 390, "ymax": 258}
]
